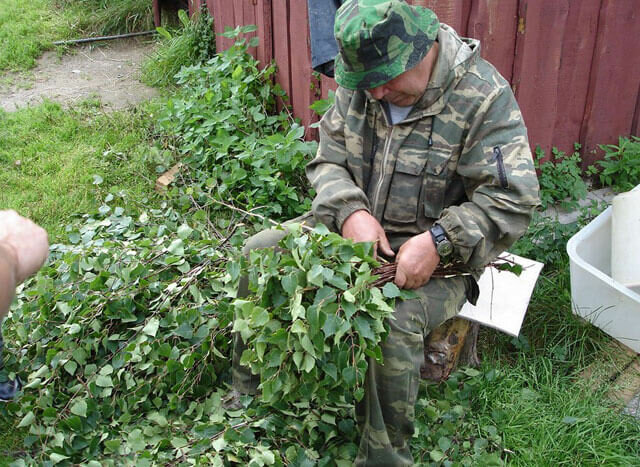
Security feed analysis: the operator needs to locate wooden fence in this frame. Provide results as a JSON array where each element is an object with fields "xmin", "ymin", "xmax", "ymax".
[{"xmin": 158, "ymin": 0, "xmax": 640, "ymax": 166}]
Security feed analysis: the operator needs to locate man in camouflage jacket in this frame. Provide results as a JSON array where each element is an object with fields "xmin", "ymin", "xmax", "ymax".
[{"xmin": 231, "ymin": 1, "xmax": 540, "ymax": 465}]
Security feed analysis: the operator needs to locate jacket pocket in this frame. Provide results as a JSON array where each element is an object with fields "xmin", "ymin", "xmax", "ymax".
[
  {"xmin": 383, "ymin": 152, "xmax": 428, "ymax": 224},
  {"xmin": 421, "ymin": 147, "xmax": 452, "ymax": 219}
]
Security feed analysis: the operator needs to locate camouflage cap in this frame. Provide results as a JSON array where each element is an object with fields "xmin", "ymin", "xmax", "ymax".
[{"xmin": 334, "ymin": 0, "xmax": 440, "ymax": 90}]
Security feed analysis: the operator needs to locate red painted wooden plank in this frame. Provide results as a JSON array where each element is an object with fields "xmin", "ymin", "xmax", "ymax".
[
  {"xmin": 289, "ymin": 0, "xmax": 314, "ymax": 138},
  {"xmin": 152, "ymin": 0, "xmax": 161, "ymax": 27},
  {"xmin": 240, "ymin": 0, "xmax": 259, "ymax": 59},
  {"xmin": 551, "ymin": 0, "xmax": 600, "ymax": 157},
  {"xmin": 633, "ymin": 88, "xmax": 640, "ymax": 138},
  {"xmin": 255, "ymin": 0, "xmax": 273, "ymax": 67},
  {"xmin": 414, "ymin": 0, "xmax": 466, "ymax": 33},
  {"xmin": 581, "ymin": 0, "xmax": 640, "ymax": 167},
  {"xmin": 233, "ymin": 0, "xmax": 243, "ymax": 33},
  {"xmin": 460, "ymin": 0, "xmax": 472, "ymax": 36},
  {"xmin": 320, "ymin": 75, "xmax": 338, "ymax": 101},
  {"xmin": 210, "ymin": 0, "xmax": 235, "ymax": 51},
  {"xmin": 272, "ymin": 0, "xmax": 292, "ymax": 110},
  {"xmin": 466, "ymin": 0, "xmax": 517, "ymax": 83},
  {"xmin": 512, "ymin": 0, "xmax": 569, "ymax": 160}
]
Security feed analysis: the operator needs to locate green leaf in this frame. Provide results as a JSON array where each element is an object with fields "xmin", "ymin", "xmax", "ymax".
[
  {"xmin": 127, "ymin": 428, "xmax": 146, "ymax": 452},
  {"xmin": 174, "ymin": 322, "xmax": 194, "ymax": 340},
  {"xmin": 142, "ymin": 318, "xmax": 160, "ymax": 337},
  {"xmin": 64, "ymin": 360, "xmax": 78, "ymax": 376},
  {"xmin": 177, "ymin": 223, "xmax": 193, "ymax": 239},
  {"xmin": 353, "ymin": 316, "xmax": 374, "ymax": 341},
  {"xmin": 167, "ymin": 238, "xmax": 185, "ymax": 256},
  {"xmin": 95, "ymin": 375, "xmax": 113, "ymax": 387},
  {"xmin": 382, "ymin": 282, "xmax": 401, "ymax": 298},
  {"xmin": 17, "ymin": 411, "xmax": 35, "ymax": 428},
  {"xmin": 281, "ymin": 274, "xmax": 298, "ymax": 295},
  {"xmin": 300, "ymin": 335, "xmax": 316, "ymax": 358},
  {"xmin": 302, "ymin": 353, "xmax": 315, "ymax": 373},
  {"xmin": 291, "ymin": 319, "xmax": 307, "ymax": 334},
  {"xmin": 342, "ymin": 290, "xmax": 355, "ymax": 303},
  {"xmin": 50, "ymin": 453, "xmax": 70, "ymax": 465},
  {"xmin": 70, "ymin": 399, "xmax": 88, "ymax": 417}
]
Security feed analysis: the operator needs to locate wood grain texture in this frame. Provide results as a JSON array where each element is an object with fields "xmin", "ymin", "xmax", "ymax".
[
  {"xmin": 581, "ymin": 0, "xmax": 640, "ymax": 167},
  {"xmin": 551, "ymin": 0, "xmax": 601, "ymax": 157},
  {"xmin": 272, "ymin": 0, "xmax": 292, "ymax": 111},
  {"xmin": 467, "ymin": 0, "xmax": 518, "ymax": 82},
  {"xmin": 289, "ymin": 0, "xmax": 314, "ymax": 138},
  {"xmin": 200, "ymin": 0, "xmax": 639, "ymax": 151},
  {"xmin": 512, "ymin": 0, "xmax": 569, "ymax": 160}
]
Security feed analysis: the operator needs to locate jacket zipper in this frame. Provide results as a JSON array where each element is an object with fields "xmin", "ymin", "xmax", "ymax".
[{"xmin": 372, "ymin": 125, "xmax": 394, "ymax": 216}]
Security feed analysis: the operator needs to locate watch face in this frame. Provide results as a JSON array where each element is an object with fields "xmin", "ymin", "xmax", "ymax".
[{"xmin": 438, "ymin": 241, "xmax": 453, "ymax": 257}]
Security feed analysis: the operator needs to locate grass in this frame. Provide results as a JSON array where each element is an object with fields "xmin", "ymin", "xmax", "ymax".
[
  {"xmin": 473, "ymin": 357, "xmax": 640, "ymax": 466},
  {"xmin": 0, "ymin": 0, "xmax": 71, "ymax": 72},
  {"xmin": 0, "ymin": 99, "xmax": 163, "ymax": 241},
  {"xmin": 56, "ymin": 0, "xmax": 155, "ymax": 37},
  {"xmin": 0, "ymin": 99, "xmax": 166, "ymax": 462},
  {"xmin": 0, "ymin": 0, "xmax": 155, "ymax": 73}
]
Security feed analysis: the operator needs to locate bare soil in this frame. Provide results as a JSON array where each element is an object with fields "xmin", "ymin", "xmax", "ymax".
[{"xmin": 0, "ymin": 38, "xmax": 159, "ymax": 112}]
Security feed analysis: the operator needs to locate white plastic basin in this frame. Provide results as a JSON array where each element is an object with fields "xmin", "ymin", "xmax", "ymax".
[{"xmin": 567, "ymin": 198, "xmax": 640, "ymax": 352}]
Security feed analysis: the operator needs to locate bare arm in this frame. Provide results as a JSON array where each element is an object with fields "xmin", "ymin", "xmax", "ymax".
[{"xmin": 0, "ymin": 211, "xmax": 49, "ymax": 319}]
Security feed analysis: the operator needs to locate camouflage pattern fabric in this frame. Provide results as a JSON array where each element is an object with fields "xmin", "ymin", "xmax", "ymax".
[
  {"xmin": 305, "ymin": 22, "xmax": 539, "ymax": 465},
  {"xmin": 233, "ymin": 16, "xmax": 540, "ymax": 467},
  {"xmin": 334, "ymin": 0, "xmax": 439, "ymax": 90},
  {"xmin": 307, "ymin": 23, "xmax": 540, "ymax": 270}
]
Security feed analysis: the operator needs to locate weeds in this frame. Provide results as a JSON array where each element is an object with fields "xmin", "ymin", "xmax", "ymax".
[
  {"xmin": 535, "ymin": 144, "xmax": 588, "ymax": 211},
  {"xmin": 141, "ymin": 9, "xmax": 216, "ymax": 88},
  {"xmin": 589, "ymin": 135, "xmax": 640, "ymax": 192},
  {"xmin": 55, "ymin": 0, "xmax": 154, "ymax": 36}
]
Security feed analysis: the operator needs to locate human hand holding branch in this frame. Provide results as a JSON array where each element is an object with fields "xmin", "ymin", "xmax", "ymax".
[{"xmin": 341, "ymin": 209, "xmax": 395, "ymax": 259}]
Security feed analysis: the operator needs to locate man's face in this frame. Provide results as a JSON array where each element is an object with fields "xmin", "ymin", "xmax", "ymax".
[{"xmin": 365, "ymin": 42, "xmax": 438, "ymax": 107}]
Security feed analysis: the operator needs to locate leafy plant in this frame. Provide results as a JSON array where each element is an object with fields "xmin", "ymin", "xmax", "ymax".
[
  {"xmin": 412, "ymin": 368, "xmax": 505, "ymax": 465},
  {"xmin": 156, "ymin": 29, "xmax": 316, "ymax": 222},
  {"xmin": 141, "ymin": 8, "xmax": 216, "ymax": 88},
  {"xmin": 1, "ymin": 204, "xmax": 414, "ymax": 464},
  {"xmin": 238, "ymin": 223, "xmax": 412, "ymax": 406},
  {"xmin": 535, "ymin": 144, "xmax": 588, "ymax": 211},
  {"xmin": 2, "ymin": 203, "xmax": 242, "ymax": 465},
  {"xmin": 588, "ymin": 135, "xmax": 640, "ymax": 192}
]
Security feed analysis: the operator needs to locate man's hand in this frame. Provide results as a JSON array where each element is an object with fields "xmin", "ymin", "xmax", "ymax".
[
  {"xmin": 341, "ymin": 210, "xmax": 395, "ymax": 259},
  {"xmin": 0, "ymin": 210, "xmax": 49, "ymax": 284},
  {"xmin": 394, "ymin": 231, "xmax": 440, "ymax": 289}
]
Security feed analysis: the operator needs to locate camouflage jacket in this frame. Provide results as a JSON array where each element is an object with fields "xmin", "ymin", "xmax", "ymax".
[{"xmin": 306, "ymin": 24, "xmax": 540, "ymax": 268}]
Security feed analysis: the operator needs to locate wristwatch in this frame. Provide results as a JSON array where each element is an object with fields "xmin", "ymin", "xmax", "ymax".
[{"xmin": 429, "ymin": 224, "xmax": 453, "ymax": 258}]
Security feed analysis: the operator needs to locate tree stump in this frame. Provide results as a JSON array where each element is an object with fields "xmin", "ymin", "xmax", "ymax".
[{"xmin": 420, "ymin": 317, "xmax": 480, "ymax": 382}]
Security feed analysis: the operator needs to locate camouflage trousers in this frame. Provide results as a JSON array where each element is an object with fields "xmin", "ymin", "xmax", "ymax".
[{"xmin": 231, "ymin": 214, "xmax": 469, "ymax": 466}]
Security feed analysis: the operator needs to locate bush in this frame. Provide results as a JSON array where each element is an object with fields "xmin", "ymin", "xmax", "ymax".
[{"xmin": 156, "ymin": 28, "xmax": 315, "ymax": 223}]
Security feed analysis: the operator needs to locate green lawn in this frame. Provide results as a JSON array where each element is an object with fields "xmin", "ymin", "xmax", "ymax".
[
  {"xmin": 0, "ymin": 0, "xmax": 154, "ymax": 73},
  {"xmin": 0, "ymin": 100, "xmax": 163, "ymax": 241},
  {"xmin": 0, "ymin": 0, "xmax": 71, "ymax": 72}
]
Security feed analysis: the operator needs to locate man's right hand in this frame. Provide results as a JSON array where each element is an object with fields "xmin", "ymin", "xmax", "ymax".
[
  {"xmin": 0, "ymin": 210, "xmax": 49, "ymax": 284},
  {"xmin": 341, "ymin": 210, "xmax": 394, "ymax": 259}
]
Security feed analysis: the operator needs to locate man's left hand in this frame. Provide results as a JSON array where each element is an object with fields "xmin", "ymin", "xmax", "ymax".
[{"xmin": 394, "ymin": 231, "xmax": 440, "ymax": 289}]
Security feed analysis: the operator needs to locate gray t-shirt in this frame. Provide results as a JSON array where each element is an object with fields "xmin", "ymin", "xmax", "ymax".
[{"xmin": 386, "ymin": 102, "xmax": 413, "ymax": 125}]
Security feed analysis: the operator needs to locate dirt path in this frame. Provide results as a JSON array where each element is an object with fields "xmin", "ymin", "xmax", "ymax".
[{"xmin": 0, "ymin": 38, "xmax": 159, "ymax": 112}]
